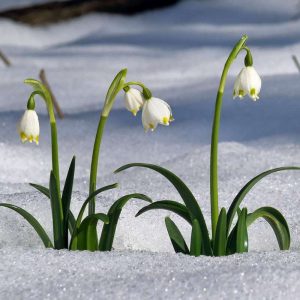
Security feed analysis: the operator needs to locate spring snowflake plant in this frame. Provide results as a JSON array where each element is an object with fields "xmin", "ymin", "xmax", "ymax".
[
  {"xmin": 115, "ymin": 35, "xmax": 300, "ymax": 256},
  {"xmin": 0, "ymin": 69, "xmax": 172, "ymax": 251}
]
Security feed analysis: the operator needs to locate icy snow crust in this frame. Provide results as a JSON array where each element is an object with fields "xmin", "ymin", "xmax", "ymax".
[{"xmin": 0, "ymin": 0, "xmax": 300, "ymax": 298}]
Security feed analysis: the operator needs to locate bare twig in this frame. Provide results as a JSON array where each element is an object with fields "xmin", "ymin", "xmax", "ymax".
[
  {"xmin": 39, "ymin": 69, "xmax": 64, "ymax": 119},
  {"xmin": 292, "ymin": 55, "xmax": 300, "ymax": 73},
  {"xmin": 0, "ymin": 50, "xmax": 11, "ymax": 67}
]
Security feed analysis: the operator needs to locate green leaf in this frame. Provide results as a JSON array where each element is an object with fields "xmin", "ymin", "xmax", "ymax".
[
  {"xmin": 236, "ymin": 208, "xmax": 248, "ymax": 253},
  {"xmin": 75, "ymin": 183, "xmax": 118, "ymax": 227},
  {"xmin": 68, "ymin": 211, "xmax": 76, "ymax": 236},
  {"xmin": 30, "ymin": 182, "xmax": 76, "ymax": 235},
  {"xmin": 69, "ymin": 183, "xmax": 118, "ymax": 249},
  {"xmin": 165, "ymin": 217, "xmax": 189, "ymax": 254},
  {"xmin": 0, "ymin": 203, "xmax": 53, "ymax": 248},
  {"xmin": 190, "ymin": 219, "xmax": 201, "ymax": 257},
  {"xmin": 30, "ymin": 183, "xmax": 50, "ymax": 198},
  {"xmin": 61, "ymin": 156, "xmax": 75, "ymax": 247},
  {"xmin": 227, "ymin": 166, "xmax": 300, "ymax": 233},
  {"xmin": 247, "ymin": 206, "xmax": 290, "ymax": 250},
  {"xmin": 226, "ymin": 225, "xmax": 237, "ymax": 255},
  {"xmin": 99, "ymin": 193, "xmax": 152, "ymax": 251},
  {"xmin": 49, "ymin": 171, "xmax": 64, "ymax": 249},
  {"xmin": 76, "ymin": 213, "xmax": 109, "ymax": 251},
  {"xmin": 115, "ymin": 163, "xmax": 212, "ymax": 256},
  {"xmin": 136, "ymin": 200, "xmax": 191, "ymax": 224},
  {"xmin": 213, "ymin": 208, "xmax": 227, "ymax": 256}
]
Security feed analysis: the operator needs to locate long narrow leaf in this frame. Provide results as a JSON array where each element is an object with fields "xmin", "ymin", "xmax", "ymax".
[
  {"xmin": 61, "ymin": 156, "xmax": 76, "ymax": 247},
  {"xmin": 49, "ymin": 171, "xmax": 64, "ymax": 249},
  {"xmin": 75, "ymin": 213, "xmax": 109, "ymax": 251},
  {"xmin": 115, "ymin": 163, "xmax": 212, "ymax": 255},
  {"xmin": 226, "ymin": 225, "xmax": 237, "ymax": 255},
  {"xmin": 136, "ymin": 200, "xmax": 191, "ymax": 224},
  {"xmin": 99, "ymin": 193, "xmax": 152, "ymax": 251},
  {"xmin": 75, "ymin": 183, "xmax": 118, "ymax": 227},
  {"xmin": 236, "ymin": 208, "xmax": 248, "ymax": 253},
  {"xmin": 213, "ymin": 208, "xmax": 227, "ymax": 256},
  {"xmin": 190, "ymin": 219, "xmax": 201, "ymax": 257},
  {"xmin": 165, "ymin": 217, "xmax": 189, "ymax": 254},
  {"xmin": 227, "ymin": 167, "xmax": 300, "ymax": 233},
  {"xmin": 69, "ymin": 183, "xmax": 118, "ymax": 248},
  {"xmin": 68, "ymin": 211, "xmax": 76, "ymax": 235},
  {"xmin": 0, "ymin": 203, "xmax": 53, "ymax": 248},
  {"xmin": 30, "ymin": 182, "xmax": 76, "ymax": 235},
  {"xmin": 62, "ymin": 157, "xmax": 75, "ymax": 225},
  {"xmin": 247, "ymin": 206, "xmax": 290, "ymax": 250},
  {"xmin": 30, "ymin": 183, "xmax": 50, "ymax": 198}
]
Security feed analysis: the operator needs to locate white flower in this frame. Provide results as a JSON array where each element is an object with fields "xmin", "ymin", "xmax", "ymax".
[
  {"xmin": 233, "ymin": 66, "xmax": 261, "ymax": 101},
  {"xmin": 124, "ymin": 88, "xmax": 145, "ymax": 116},
  {"xmin": 18, "ymin": 109, "xmax": 40, "ymax": 145},
  {"xmin": 142, "ymin": 97, "xmax": 173, "ymax": 132}
]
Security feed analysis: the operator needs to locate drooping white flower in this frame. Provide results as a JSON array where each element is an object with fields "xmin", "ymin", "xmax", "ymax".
[
  {"xmin": 124, "ymin": 88, "xmax": 145, "ymax": 116},
  {"xmin": 18, "ymin": 109, "xmax": 40, "ymax": 145},
  {"xmin": 142, "ymin": 97, "xmax": 173, "ymax": 132},
  {"xmin": 233, "ymin": 66, "xmax": 261, "ymax": 101}
]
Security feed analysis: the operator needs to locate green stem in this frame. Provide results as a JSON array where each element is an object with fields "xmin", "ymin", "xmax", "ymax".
[
  {"xmin": 123, "ymin": 81, "xmax": 152, "ymax": 99},
  {"xmin": 27, "ymin": 85, "xmax": 63, "ymax": 249},
  {"xmin": 88, "ymin": 115, "xmax": 108, "ymax": 215},
  {"xmin": 88, "ymin": 69, "xmax": 127, "ymax": 215},
  {"xmin": 210, "ymin": 35, "xmax": 248, "ymax": 241},
  {"xmin": 29, "ymin": 90, "xmax": 60, "ymax": 195},
  {"xmin": 49, "ymin": 114, "xmax": 60, "ymax": 196}
]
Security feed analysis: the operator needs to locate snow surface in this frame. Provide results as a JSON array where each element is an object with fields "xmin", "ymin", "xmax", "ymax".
[{"xmin": 0, "ymin": 0, "xmax": 300, "ymax": 299}]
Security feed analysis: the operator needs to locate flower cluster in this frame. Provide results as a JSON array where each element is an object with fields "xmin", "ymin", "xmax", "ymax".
[{"xmin": 124, "ymin": 87, "xmax": 173, "ymax": 132}]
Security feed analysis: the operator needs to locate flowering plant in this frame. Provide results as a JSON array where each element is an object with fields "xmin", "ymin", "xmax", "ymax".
[
  {"xmin": 116, "ymin": 35, "xmax": 300, "ymax": 256},
  {"xmin": 0, "ymin": 69, "xmax": 172, "ymax": 250}
]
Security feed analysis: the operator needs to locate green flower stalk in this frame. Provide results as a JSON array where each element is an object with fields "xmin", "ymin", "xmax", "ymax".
[
  {"xmin": 22, "ymin": 80, "xmax": 61, "ymax": 195},
  {"xmin": 88, "ymin": 69, "xmax": 127, "ymax": 215},
  {"xmin": 23, "ymin": 80, "xmax": 64, "ymax": 248},
  {"xmin": 116, "ymin": 35, "xmax": 299, "ymax": 256},
  {"xmin": 1, "ymin": 79, "xmax": 72, "ymax": 250},
  {"xmin": 88, "ymin": 70, "xmax": 173, "ymax": 215},
  {"xmin": 210, "ymin": 35, "xmax": 248, "ymax": 240},
  {"xmin": 210, "ymin": 35, "xmax": 263, "ymax": 239}
]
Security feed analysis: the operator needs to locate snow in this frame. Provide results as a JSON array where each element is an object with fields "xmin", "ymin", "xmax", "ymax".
[
  {"xmin": 0, "ymin": 0, "xmax": 300, "ymax": 298},
  {"xmin": 1, "ymin": 249, "xmax": 300, "ymax": 300}
]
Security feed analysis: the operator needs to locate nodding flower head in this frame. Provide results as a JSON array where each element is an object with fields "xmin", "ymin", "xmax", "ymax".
[
  {"xmin": 18, "ymin": 97, "xmax": 40, "ymax": 145},
  {"xmin": 124, "ymin": 87, "xmax": 145, "ymax": 116},
  {"xmin": 142, "ymin": 97, "xmax": 173, "ymax": 132},
  {"xmin": 233, "ymin": 66, "xmax": 261, "ymax": 101}
]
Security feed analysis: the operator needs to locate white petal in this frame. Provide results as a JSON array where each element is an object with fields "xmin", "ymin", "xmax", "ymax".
[
  {"xmin": 141, "ymin": 97, "xmax": 172, "ymax": 131},
  {"xmin": 247, "ymin": 66, "xmax": 261, "ymax": 97},
  {"xmin": 233, "ymin": 72, "xmax": 242, "ymax": 98},
  {"xmin": 142, "ymin": 101, "xmax": 159, "ymax": 131},
  {"xmin": 234, "ymin": 66, "xmax": 261, "ymax": 100},
  {"xmin": 124, "ymin": 88, "xmax": 144, "ymax": 115},
  {"xmin": 18, "ymin": 109, "xmax": 40, "ymax": 144},
  {"xmin": 148, "ymin": 98, "xmax": 171, "ymax": 123}
]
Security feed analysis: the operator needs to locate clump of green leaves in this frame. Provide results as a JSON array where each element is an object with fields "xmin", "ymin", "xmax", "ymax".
[
  {"xmin": 116, "ymin": 163, "xmax": 297, "ymax": 256},
  {"xmin": 0, "ymin": 71, "xmax": 153, "ymax": 250},
  {"xmin": 115, "ymin": 35, "xmax": 300, "ymax": 256}
]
